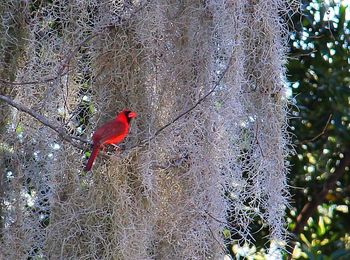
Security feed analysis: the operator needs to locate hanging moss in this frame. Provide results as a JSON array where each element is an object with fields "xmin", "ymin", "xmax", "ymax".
[{"xmin": 0, "ymin": 0, "xmax": 292, "ymax": 259}]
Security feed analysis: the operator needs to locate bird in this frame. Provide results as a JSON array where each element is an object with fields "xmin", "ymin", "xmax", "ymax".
[{"xmin": 84, "ymin": 109, "xmax": 136, "ymax": 171}]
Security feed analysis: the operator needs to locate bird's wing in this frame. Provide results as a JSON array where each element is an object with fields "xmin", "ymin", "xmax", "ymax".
[{"xmin": 93, "ymin": 120, "xmax": 127, "ymax": 145}]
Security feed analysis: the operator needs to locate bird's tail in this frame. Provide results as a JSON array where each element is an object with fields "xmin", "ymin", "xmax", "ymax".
[{"xmin": 84, "ymin": 144, "xmax": 100, "ymax": 171}]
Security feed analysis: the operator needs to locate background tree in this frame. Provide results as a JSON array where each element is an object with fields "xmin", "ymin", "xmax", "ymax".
[{"xmin": 287, "ymin": 0, "xmax": 350, "ymax": 259}]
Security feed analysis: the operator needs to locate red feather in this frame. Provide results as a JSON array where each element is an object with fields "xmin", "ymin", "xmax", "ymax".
[{"xmin": 84, "ymin": 110, "xmax": 136, "ymax": 171}]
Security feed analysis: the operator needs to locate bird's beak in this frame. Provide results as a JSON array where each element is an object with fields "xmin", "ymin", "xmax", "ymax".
[{"xmin": 129, "ymin": 111, "xmax": 137, "ymax": 118}]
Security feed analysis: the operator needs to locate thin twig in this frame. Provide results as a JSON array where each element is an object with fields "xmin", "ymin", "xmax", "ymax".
[
  {"xmin": 299, "ymin": 114, "xmax": 332, "ymax": 144},
  {"xmin": 124, "ymin": 54, "xmax": 234, "ymax": 153},
  {"xmin": 0, "ymin": 77, "xmax": 61, "ymax": 86},
  {"xmin": 149, "ymin": 55, "xmax": 233, "ymax": 141},
  {"xmin": 255, "ymin": 121, "xmax": 265, "ymax": 157},
  {"xmin": 203, "ymin": 210, "xmax": 228, "ymax": 225},
  {"xmin": 201, "ymin": 212, "xmax": 229, "ymax": 254},
  {"xmin": 0, "ymin": 94, "xmax": 89, "ymax": 149}
]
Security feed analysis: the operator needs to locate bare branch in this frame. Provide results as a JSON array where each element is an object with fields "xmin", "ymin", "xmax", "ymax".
[
  {"xmin": 299, "ymin": 114, "xmax": 332, "ymax": 144},
  {"xmin": 119, "ymin": 55, "xmax": 234, "ymax": 156},
  {"xmin": 0, "ymin": 94, "xmax": 89, "ymax": 150},
  {"xmin": 255, "ymin": 121, "xmax": 265, "ymax": 157},
  {"xmin": 149, "ymin": 55, "xmax": 233, "ymax": 142},
  {"xmin": 0, "ymin": 78, "xmax": 60, "ymax": 86}
]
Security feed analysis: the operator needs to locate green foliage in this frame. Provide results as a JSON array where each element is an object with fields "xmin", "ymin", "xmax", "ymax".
[{"xmin": 287, "ymin": 0, "xmax": 350, "ymax": 258}]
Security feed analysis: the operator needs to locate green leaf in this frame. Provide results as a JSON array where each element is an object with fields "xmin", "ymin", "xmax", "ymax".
[
  {"xmin": 15, "ymin": 124, "xmax": 23, "ymax": 134},
  {"xmin": 223, "ymin": 228, "xmax": 231, "ymax": 239},
  {"xmin": 317, "ymin": 216, "xmax": 326, "ymax": 236}
]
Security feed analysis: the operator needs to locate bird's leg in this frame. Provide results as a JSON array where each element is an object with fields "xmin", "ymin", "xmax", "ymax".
[{"xmin": 111, "ymin": 144, "xmax": 121, "ymax": 154}]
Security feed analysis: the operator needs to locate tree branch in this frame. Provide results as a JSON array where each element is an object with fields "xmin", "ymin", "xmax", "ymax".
[
  {"xmin": 0, "ymin": 94, "xmax": 89, "ymax": 150},
  {"xmin": 287, "ymin": 149, "xmax": 350, "ymax": 258},
  {"xmin": 148, "ymin": 55, "xmax": 233, "ymax": 142}
]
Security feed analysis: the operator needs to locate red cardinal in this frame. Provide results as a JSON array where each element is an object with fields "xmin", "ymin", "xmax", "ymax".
[{"xmin": 84, "ymin": 110, "xmax": 136, "ymax": 171}]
